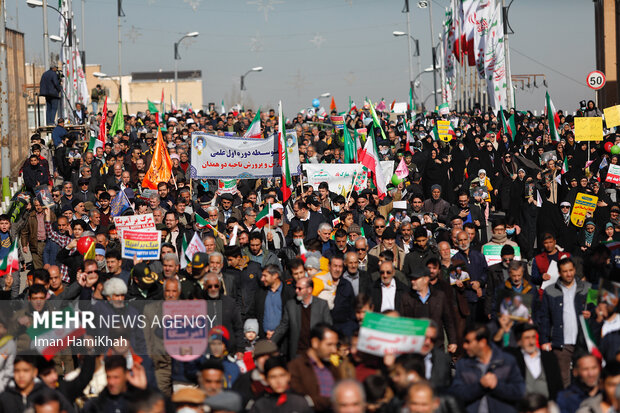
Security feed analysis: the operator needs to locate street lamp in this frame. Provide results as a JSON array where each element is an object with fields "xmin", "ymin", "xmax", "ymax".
[
  {"xmin": 174, "ymin": 31, "xmax": 199, "ymax": 107},
  {"xmin": 417, "ymin": 0, "xmax": 438, "ymax": 108},
  {"xmin": 240, "ymin": 66, "xmax": 263, "ymax": 108},
  {"xmin": 318, "ymin": 92, "xmax": 331, "ymax": 99}
]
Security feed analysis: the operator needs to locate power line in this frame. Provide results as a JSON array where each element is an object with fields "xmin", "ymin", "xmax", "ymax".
[{"xmin": 510, "ymin": 47, "xmax": 586, "ymax": 88}]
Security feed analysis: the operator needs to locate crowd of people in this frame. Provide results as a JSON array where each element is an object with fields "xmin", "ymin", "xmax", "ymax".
[{"xmin": 7, "ymin": 97, "xmax": 620, "ymax": 413}]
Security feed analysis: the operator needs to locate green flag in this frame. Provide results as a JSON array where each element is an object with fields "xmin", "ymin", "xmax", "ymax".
[
  {"xmin": 343, "ymin": 127, "xmax": 355, "ymax": 163},
  {"xmin": 109, "ymin": 98, "xmax": 125, "ymax": 136},
  {"xmin": 367, "ymin": 100, "xmax": 387, "ymax": 142},
  {"xmin": 148, "ymin": 99, "xmax": 159, "ymax": 114}
]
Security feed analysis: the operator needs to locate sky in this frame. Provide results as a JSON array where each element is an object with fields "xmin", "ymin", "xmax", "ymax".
[{"xmin": 13, "ymin": 0, "xmax": 597, "ymax": 115}]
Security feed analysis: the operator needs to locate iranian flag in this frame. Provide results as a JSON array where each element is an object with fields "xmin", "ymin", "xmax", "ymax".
[
  {"xmin": 298, "ymin": 239, "xmax": 308, "ymax": 262},
  {"xmin": 462, "ymin": 0, "xmax": 479, "ymax": 66},
  {"xmin": 367, "ymin": 99, "xmax": 388, "ymax": 142},
  {"xmin": 545, "ymin": 91, "xmax": 561, "ymax": 142},
  {"xmin": 170, "ymin": 95, "xmax": 177, "ymax": 112},
  {"xmin": 405, "ymin": 122, "xmax": 415, "ymax": 154},
  {"xmin": 579, "ymin": 315, "xmax": 602, "ymax": 360},
  {"xmin": 0, "ymin": 238, "xmax": 18, "ymax": 277},
  {"xmin": 88, "ymin": 97, "xmax": 107, "ymax": 151},
  {"xmin": 560, "ymin": 157, "xmax": 569, "ymax": 175},
  {"xmin": 180, "ymin": 232, "xmax": 206, "ymax": 269},
  {"xmin": 359, "ymin": 130, "xmax": 388, "ymax": 199},
  {"xmin": 278, "ymin": 101, "xmax": 293, "ymax": 203},
  {"xmin": 243, "ymin": 109, "xmax": 262, "ymax": 139},
  {"xmin": 437, "ymin": 102, "xmax": 450, "ymax": 115},
  {"xmin": 27, "ymin": 307, "xmax": 86, "ymax": 360},
  {"xmin": 349, "ymin": 96, "xmax": 357, "ymax": 114},
  {"xmin": 499, "ymin": 107, "xmax": 516, "ymax": 141},
  {"xmin": 255, "ymin": 204, "xmax": 274, "ymax": 229}
]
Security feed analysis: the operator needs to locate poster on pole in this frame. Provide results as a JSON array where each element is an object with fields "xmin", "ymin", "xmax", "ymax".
[
  {"xmin": 303, "ymin": 161, "xmax": 394, "ymax": 195},
  {"xmin": 189, "ymin": 132, "xmax": 278, "ymax": 179},
  {"xmin": 606, "ymin": 164, "xmax": 620, "ymax": 184},
  {"xmin": 574, "ymin": 117, "xmax": 603, "ymax": 142},
  {"xmin": 436, "ymin": 120, "xmax": 453, "ymax": 142},
  {"xmin": 303, "ymin": 164, "xmax": 362, "ymax": 195},
  {"xmin": 285, "ymin": 130, "xmax": 302, "ymax": 176},
  {"xmin": 604, "ymin": 105, "xmax": 620, "ymax": 128},
  {"xmin": 216, "ymin": 180, "xmax": 237, "ymax": 195},
  {"xmin": 570, "ymin": 193, "xmax": 598, "ymax": 227},
  {"xmin": 121, "ymin": 230, "xmax": 162, "ymax": 260},
  {"xmin": 357, "ymin": 312, "xmax": 429, "ymax": 356}
]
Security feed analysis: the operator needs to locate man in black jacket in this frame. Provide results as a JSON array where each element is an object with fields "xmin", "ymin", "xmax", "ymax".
[
  {"xmin": 39, "ymin": 64, "xmax": 61, "ymax": 125},
  {"xmin": 82, "ymin": 355, "xmax": 148, "ymax": 413},
  {"xmin": 288, "ymin": 200, "xmax": 326, "ymax": 243},
  {"xmin": 506, "ymin": 323, "xmax": 563, "ymax": 400},
  {"xmin": 0, "ymin": 354, "xmax": 74, "ymax": 412},
  {"xmin": 370, "ymin": 261, "xmax": 407, "ymax": 313},
  {"xmin": 23, "ymin": 155, "xmax": 49, "ymax": 192}
]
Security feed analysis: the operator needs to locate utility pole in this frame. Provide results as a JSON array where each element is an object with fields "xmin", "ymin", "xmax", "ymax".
[
  {"xmin": 117, "ymin": 0, "xmax": 123, "ymax": 105},
  {"xmin": 43, "ymin": 0, "xmax": 49, "ymax": 69},
  {"xmin": 404, "ymin": 0, "xmax": 415, "ymax": 101},
  {"xmin": 428, "ymin": 0, "xmax": 438, "ymax": 109},
  {"xmin": 81, "ymin": 0, "xmax": 85, "ymax": 65},
  {"xmin": 0, "ymin": 0, "xmax": 10, "ymax": 199},
  {"xmin": 503, "ymin": 0, "xmax": 513, "ymax": 108}
]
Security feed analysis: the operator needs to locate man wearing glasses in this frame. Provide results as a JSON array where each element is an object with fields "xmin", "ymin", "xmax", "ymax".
[{"xmin": 271, "ymin": 277, "xmax": 332, "ymax": 359}]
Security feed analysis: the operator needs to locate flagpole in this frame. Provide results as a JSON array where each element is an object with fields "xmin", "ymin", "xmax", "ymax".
[{"xmin": 345, "ymin": 169, "xmax": 359, "ymax": 207}]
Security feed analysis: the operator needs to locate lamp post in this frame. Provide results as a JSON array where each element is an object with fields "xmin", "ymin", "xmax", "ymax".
[
  {"xmin": 317, "ymin": 92, "xmax": 331, "ymax": 99},
  {"xmin": 240, "ymin": 66, "xmax": 263, "ymax": 109},
  {"xmin": 418, "ymin": 0, "xmax": 438, "ymax": 109},
  {"xmin": 394, "ymin": 0, "xmax": 416, "ymax": 103},
  {"xmin": 174, "ymin": 31, "xmax": 199, "ymax": 106},
  {"xmin": 394, "ymin": 29, "xmax": 422, "ymax": 100}
]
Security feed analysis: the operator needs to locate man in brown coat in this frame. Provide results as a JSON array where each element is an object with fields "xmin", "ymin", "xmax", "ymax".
[
  {"xmin": 288, "ymin": 323, "xmax": 340, "ymax": 412},
  {"xmin": 21, "ymin": 198, "xmax": 55, "ymax": 269}
]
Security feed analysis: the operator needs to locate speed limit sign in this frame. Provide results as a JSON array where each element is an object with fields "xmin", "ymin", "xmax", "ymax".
[{"xmin": 587, "ymin": 70, "xmax": 606, "ymax": 90}]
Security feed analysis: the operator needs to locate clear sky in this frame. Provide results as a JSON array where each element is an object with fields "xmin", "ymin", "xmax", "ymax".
[{"xmin": 14, "ymin": 0, "xmax": 597, "ymax": 115}]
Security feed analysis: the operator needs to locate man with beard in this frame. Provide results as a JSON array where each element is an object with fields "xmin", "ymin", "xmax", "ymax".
[
  {"xmin": 287, "ymin": 323, "xmax": 340, "ymax": 412},
  {"xmin": 202, "ymin": 272, "xmax": 243, "ymax": 354},
  {"xmin": 271, "ymin": 277, "xmax": 332, "ymax": 359},
  {"xmin": 556, "ymin": 353, "xmax": 601, "ymax": 413},
  {"xmin": 452, "ymin": 230, "xmax": 488, "ymax": 324}
]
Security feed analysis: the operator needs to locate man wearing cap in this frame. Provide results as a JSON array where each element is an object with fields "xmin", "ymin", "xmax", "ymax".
[
  {"xmin": 40, "ymin": 64, "xmax": 62, "ymax": 126},
  {"xmin": 232, "ymin": 339, "xmax": 279, "ymax": 405},
  {"xmin": 218, "ymin": 193, "xmax": 242, "ymax": 224},
  {"xmin": 401, "ymin": 266, "xmax": 457, "ymax": 352},
  {"xmin": 485, "ymin": 244, "xmax": 519, "ymax": 316},
  {"xmin": 126, "ymin": 262, "xmax": 163, "ymax": 301},
  {"xmin": 23, "ymin": 155, "xmax": 50, "ymax": 193},
  {"xmin": 72, "ymin": 199, "xmax": 89, "ymax": 223},
  {"xmin": 171, "ymin": 387, "xmax": 206, "ymax": 412},
  {"xmin": 423, "ymin": 185, "xmax": 451, "ymax": 223},
  {"xmin": 75, "ymin": 177, "xmax": 96, "ymax": 204},
  {"xmin": 369, "ymin": 227, "xmax": 405, "ymax": 271}
]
